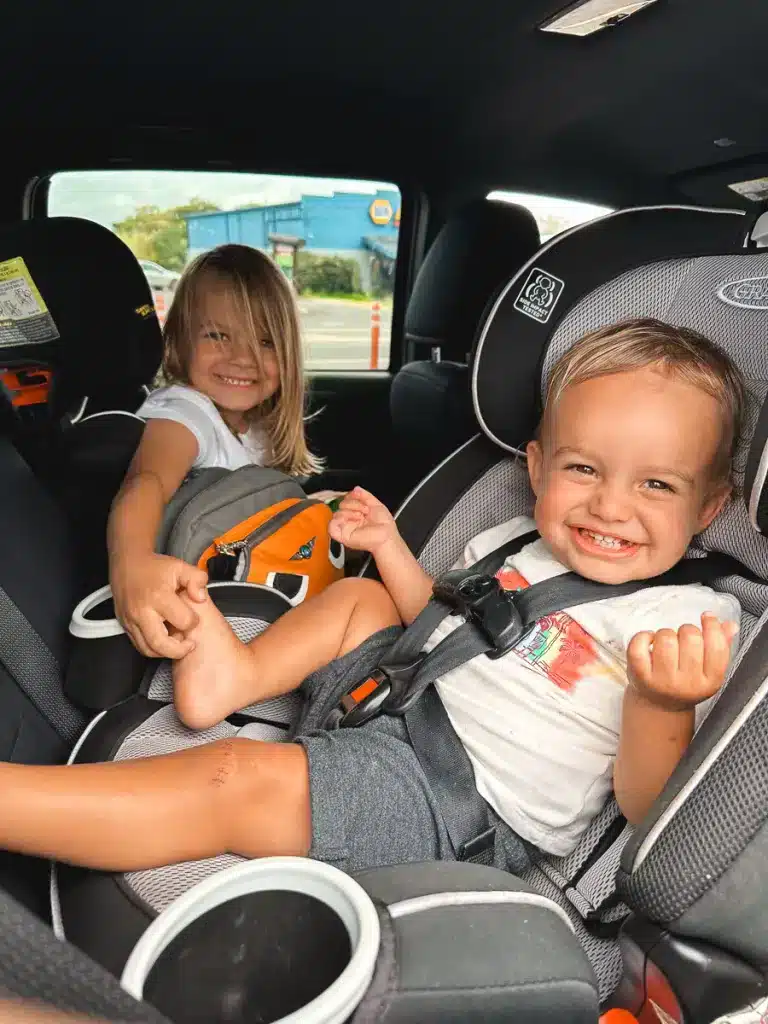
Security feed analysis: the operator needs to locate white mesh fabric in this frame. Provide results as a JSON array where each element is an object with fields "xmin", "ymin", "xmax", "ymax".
[
  {"xmin": 146, "ymin": 615, "xmax": 303, "ymax": 725},
  {"xmin": 542, "ymin": 259, "xmax": 693, "ymax": 375},
  {"xmin": 113, "ymin": 706, "xmax": 294, "ymax": 913},
  {"xmin": 126, "ymin": 854, "xmax": 247, "ymax": 917},
  {"xmin": 419, "ymin": 458, "xmax": 534, "ymax": 576}
]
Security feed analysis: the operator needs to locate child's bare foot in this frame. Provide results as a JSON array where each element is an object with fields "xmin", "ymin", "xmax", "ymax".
[{"xmin": 172, "ymin": 593, "xmax": 263, "ymax": 730}]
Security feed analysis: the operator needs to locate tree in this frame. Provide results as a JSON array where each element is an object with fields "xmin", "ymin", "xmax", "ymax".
[
  {"xmin": 113, "ymin": 198, "xmax": 219, "ymax": 270},
  {"xmin": 294, "ymin": 253, "xmax": 362, "ymax": 296}
]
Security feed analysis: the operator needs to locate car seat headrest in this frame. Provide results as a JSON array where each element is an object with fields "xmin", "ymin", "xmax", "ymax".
[
  {"xmin": 0, "ymin": 217, "xmax": 163, "ymax": 419},
  {"xmin": 404, "ymin": 199, "xmax": 539, "ymax": 363},
  {"xmin": 471, "ymin": 206, "xmax": 751, "ymax": 454}
]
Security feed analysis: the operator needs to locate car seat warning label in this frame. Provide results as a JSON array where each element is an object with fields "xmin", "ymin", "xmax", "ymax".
[
  {"xmin": 0, "ymin": 257, "xmax": 60, "ymax": 347},
  {"xmin": 513, "ymin": 267, "xmax": 565, "ymax": 324}
]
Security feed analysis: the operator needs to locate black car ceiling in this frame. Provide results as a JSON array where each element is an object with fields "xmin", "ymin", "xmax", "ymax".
[{"xmin": 0, "ymin": 0, "xmax": 766, "ymax": 217}]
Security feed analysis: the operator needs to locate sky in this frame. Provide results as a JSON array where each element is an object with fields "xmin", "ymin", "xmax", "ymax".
[{"xmin": 48, "ymin": 170, "xmax": 612, "ymax": 237}]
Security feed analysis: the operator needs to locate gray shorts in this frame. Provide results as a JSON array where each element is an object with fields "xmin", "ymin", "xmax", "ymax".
[{"xmin": 293, "ymin": 627, "xmax": 532, "ymax": 876}]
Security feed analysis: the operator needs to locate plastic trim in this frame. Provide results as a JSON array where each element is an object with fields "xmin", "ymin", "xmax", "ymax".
[{"xmin": 388, "ymin": 889, "xmax": 576, "ymax": 932}]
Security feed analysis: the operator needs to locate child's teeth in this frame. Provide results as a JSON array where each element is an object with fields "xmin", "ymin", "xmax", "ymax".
[{"xmin": 583, "ymin": 529, "xmax": 625, "ymax": 549}]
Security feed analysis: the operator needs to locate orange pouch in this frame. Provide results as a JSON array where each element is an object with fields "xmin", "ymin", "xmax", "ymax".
[{"xmin": 159, "ymin": 466, "xmax": 344, "ymax": 606}]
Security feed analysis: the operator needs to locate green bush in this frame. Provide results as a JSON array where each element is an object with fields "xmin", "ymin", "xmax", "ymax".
[{"xmin": 295, "ymin": 253, "xmax": 361, "ymax": 296}]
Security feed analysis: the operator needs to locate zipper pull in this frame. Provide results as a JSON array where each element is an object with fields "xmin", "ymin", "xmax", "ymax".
[{"xmin": 215, "ymin": 540, "xmax": 245, "ymax": 556}]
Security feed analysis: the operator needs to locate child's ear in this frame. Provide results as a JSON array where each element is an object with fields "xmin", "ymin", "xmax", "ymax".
[
  {"xmin": 697, "ymin": 484, "xmax": 731, "ymax": 533},
  {"xmin": 526, "ymin": 440, "xmax": 543, "ymax": 497}
]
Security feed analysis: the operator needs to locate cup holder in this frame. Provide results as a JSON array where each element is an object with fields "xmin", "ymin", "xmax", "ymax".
[
  {"xmin": 66, "ymin": 585, "xmax": 146, "ymax": 709},
  {"xmin": 122, "ymin": 858, "xmax": 380, "ymax": 1024}
]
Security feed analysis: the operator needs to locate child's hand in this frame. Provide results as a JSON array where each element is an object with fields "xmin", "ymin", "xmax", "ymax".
[
  {"xmin": 111, "ymin": 553, "xmax": 208, "ymax": 659},
  {"xmin": 627, "ymin": 612, "xmax": 738, "ymax": 710},
  {"xmin": 328, "ymin": 486, "xmax": 398, "ymax": 554}
]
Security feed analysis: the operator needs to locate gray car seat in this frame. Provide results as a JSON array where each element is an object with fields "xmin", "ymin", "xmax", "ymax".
[{"xmin": 48, "ymin": 204, "xmax": 768, "ymax": 1022}]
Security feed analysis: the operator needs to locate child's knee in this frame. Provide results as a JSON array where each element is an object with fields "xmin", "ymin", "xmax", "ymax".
[{"xmin": 209, "ymin": 738, "xmax": 311, "ymax": 856}]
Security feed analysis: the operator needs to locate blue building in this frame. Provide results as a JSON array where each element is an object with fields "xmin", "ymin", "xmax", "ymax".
[{"xmin": 184, "ymin": 188, "xmax": 400, "ymax": 293}]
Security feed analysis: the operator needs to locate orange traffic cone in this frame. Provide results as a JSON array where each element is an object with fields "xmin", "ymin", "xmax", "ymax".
[
  {"xmin": 369, "ymin": 301, "xmax": 381, "ymax": 369},
  {"xmin": 154, "ymin": 290, "xmax": 167, "ymax": 325}
]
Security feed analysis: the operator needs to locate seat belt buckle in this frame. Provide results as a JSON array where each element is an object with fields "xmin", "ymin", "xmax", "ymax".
[
  {"xmin": 433, "ymin": 571, "xmax": 525, "ymax": 658},
  {"xmin": 338, "ymin": 670, "xmax": 392, "ymax": 728},
  {"xmin": 457, "ymin": 825, "xmax": 496, "ymax": 863}
]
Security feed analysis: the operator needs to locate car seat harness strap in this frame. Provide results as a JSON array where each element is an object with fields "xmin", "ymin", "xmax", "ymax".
[{"xmin": 334, "ymin": 533, "xmax": 752, "ymax": 873}]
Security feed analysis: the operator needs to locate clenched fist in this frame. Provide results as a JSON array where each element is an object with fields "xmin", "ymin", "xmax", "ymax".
[
  {"xmin": 627, "ymin": 612, "xmax": 738, "ymax": 711},
  {"xmin": 328, "ymin": 487, "xmax": 398, "ymax": 554}
]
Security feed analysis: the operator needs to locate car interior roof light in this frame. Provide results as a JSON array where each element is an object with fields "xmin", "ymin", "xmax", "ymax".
[{"xmin": 539, "ymin": 0, "xmax": 660, "ymax": 37}]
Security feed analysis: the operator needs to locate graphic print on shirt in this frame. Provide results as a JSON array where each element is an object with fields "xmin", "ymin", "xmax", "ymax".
[{"xmin": 496, "ymin": 565, "xmax": 622, "ymax": 693}]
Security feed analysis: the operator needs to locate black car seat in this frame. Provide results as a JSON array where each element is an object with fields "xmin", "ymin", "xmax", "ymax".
[
  {"xmin": 0, "ymin": 884, "xmax": 168, "ymax": 1022},
  {"xmin": 388, "ymin": 199, "xmax": 539, "ymax": 496},
  {"xmin": 49, "ymin": 204, "xmax": 768, "ymax": 1022},
  {"xmin": 0, "ymin": 432, "xmax": 87, "ymax": 916},
  {"xmin": 0, "ymin": 216, "xmax": 161, "ymax": 430},
  {"xmin": 0, "ymin": 217, "xmax": 163, "ymax": 593}
]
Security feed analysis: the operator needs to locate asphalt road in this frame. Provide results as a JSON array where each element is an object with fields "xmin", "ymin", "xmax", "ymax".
[
  {"xmin": 298, "ymin": 297, "xmax": 392, "ymax": 371},
  {"xmin": 151, "ymin": 291, "xmax": 392, "ymax": 371}
]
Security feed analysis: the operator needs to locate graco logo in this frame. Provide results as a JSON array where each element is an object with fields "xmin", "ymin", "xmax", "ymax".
[
  {"xmin": 514, "ymin": 267, "xmax": 565, "ymax": 323},
  {"xmin": 717, "ymin": 276, "xmax": 768, "ymax": 310}
]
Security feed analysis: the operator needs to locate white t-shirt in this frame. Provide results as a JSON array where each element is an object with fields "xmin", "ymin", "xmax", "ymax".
[
  {"xmin": 427, "ymin": 516, "xmax": 741, "ymax": 856},
  {"xmin": 137, "ymin": 384, "xmax": 269, "ymax": 471}
]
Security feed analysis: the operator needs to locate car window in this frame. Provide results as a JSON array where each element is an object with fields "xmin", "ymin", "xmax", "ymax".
[
  {"xmin": 47, "ymin": 170, "xmax": 401, "ymax": 371},
  {"xmin": 487, "ymin": 190, "xmax": 612, "ymax": 241}
]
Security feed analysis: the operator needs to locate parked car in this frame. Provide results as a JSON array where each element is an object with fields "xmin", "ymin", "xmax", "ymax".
[{"xmin": 138, "ymin": 259, "xmax": 181, "ymax": 292}]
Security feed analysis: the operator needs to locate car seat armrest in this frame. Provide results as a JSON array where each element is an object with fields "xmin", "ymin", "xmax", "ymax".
[{"xmin": 354, "ymin": 861, "xmax": 598, "ymax": 1022}]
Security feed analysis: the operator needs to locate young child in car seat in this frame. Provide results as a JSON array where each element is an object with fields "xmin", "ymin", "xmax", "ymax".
[
  {"xmin": 109, "ymin": 243, "xmax": 323, "ymax": 661},
  {"xmin": 0, "ymin": 319, "xmax": 744, "ymax": 877}
]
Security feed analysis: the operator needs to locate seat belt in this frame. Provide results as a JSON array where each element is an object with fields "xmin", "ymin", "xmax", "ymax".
[
  {"xmin": 0, "ymin": 584, "xmax": 85, "ymax": 746},
  {"xmin": 335, "ymin": 531, "xmax": 753, "ymax": 866}
]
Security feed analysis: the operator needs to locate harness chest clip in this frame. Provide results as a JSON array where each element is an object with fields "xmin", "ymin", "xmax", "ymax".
[{"xmin": 433, "ymin": 570, "xmax": 526, "ymax": 659}]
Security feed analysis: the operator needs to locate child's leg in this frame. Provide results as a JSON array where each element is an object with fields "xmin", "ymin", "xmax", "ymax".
[
  {"xmin": 173, "ymin": 577, "xmax": 399, "ymax": 729},
  {"xmin": 0, "ymin": 738, "xmax": 310, "ymax": 872}
]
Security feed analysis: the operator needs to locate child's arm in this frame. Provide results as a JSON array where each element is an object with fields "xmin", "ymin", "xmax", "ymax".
[
  {"xmin": 108, "ymin": 419, "xmax": 208, "ymax": 658},
  {"xmin": 329, "ymin": 487, "xmax": 433, "ymax": 624},
  {"xmin": 614, "ymin": 612, "xmax": 737, "ymax": 825}
]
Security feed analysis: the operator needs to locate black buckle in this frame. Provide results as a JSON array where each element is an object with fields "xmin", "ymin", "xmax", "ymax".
[
  {"xmin": 433, "ymin": 571, "xmax": 525, "ymax": 658},
  {"xmin": 457, "ymin": 825, "xmax": 496, "ymax": 863},
  {"xmin": 338, "ymin": 669, "xmax": 392, "ymax": 728},
  {"xmin": 338, "ymin": 655, "xmax": 427, "ymax": 727}
]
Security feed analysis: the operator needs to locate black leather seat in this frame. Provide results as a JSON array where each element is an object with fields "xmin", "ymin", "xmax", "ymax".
[{"xmin": 388, "ymin": 199, "xmax": 540, "ymax": 498}]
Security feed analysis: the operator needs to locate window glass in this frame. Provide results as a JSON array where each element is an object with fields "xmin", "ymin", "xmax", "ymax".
[
  {"xmin": 48, "ymin": 171, "xmax": 401, "ymax": 370},
  {"xmin": 487, "ymin": 190, "xmax": 612, "ymax": 241}
]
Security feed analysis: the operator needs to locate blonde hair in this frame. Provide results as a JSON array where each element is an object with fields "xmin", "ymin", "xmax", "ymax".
[
  {"xmin": 543, "ymin": 318, "xmax": 746, "ymax": 486},
  {"xmin": 163, "ymin": 244, "xmax": 322, "ymax": 477}
]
